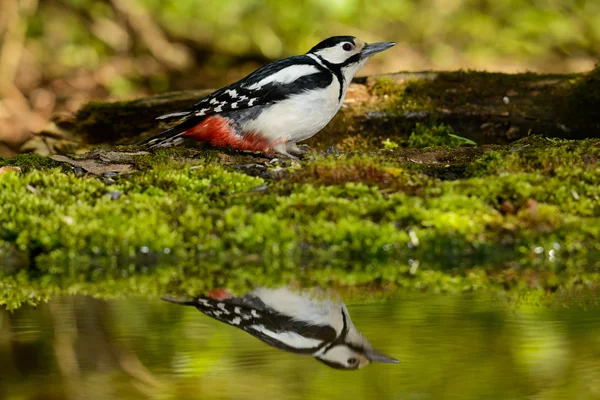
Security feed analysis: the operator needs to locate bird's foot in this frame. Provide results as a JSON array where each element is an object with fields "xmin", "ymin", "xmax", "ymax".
[
  {"xmin": 271, "ymin": 145, "xmax": 302, "ymax": 164},
  {"xmin": 323, "ymin": 146, "xmax": 341, "ymax": 155},
  {"xmin": 286, "ymin": 143, "xmax": 312, "ymax": 156}
]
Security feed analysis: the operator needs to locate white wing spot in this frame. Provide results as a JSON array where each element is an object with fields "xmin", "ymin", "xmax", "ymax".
[
  {"xmin": 225, "ymin": 89, "xmax": 238, "ymax": 98},
  {"xmin": 214, "ymin": 311, "xmax": 222, "ymax": 317},
  {"xmin": 217, "ymin": 303, "xmax": 230, "ymax": 314},
  {"xmin": 248, "ymin": 98, "xmax": 257, "ymax": 107},
  {"xmin": 213, "ymin": 105, "xmax": 223, "ymax": 113},
  {"xmin": 231, "ymin": 102, "xmax": 238, "ymax": 109},
  {"xmin": 231, "ymin": 317, "xmax": 241, "ymax": 325},
  {"xmin": 198, "ymin": 299, "xmax": 211, "ymax": 307},
  {"xmin": 157, "ymin": 111, "xmax": 191, "ymax": 120},
  {"xmin": 239, "ymin": 95, "xmax": 248, "ymax": 101},
  {"xmin": 234, "ymin": 307, "xmax": 241, "ymax": 314},
  {"xmin": 210, "ymin": 98, "xmax": 218, "ymax": 105},
  {"xmin": 251, "ymin": 310, "xmax": 261, "ymax": 318}
]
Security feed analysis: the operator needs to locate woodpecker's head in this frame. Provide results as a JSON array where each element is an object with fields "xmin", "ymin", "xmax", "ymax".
[
  {"xmin": 316, "ymin": 343, "xmax": 399, "ymax": 370},
  {"xmin": 315, "ymin": 306, "xmax": 399, "ymax": 370},
  {"xmin": 308, "ymin": 36, "xmax": 395, "ymax": 81}
]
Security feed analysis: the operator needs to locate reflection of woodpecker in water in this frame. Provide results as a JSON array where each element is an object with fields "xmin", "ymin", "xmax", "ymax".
[{"xmin": 162, "ymin": 287, "xmax": 399, "ymax": 370}]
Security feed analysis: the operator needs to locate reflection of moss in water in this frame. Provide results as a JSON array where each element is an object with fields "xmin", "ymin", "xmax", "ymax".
[
  {"xmin": 3, "ymin": 294, "xmax": 600, "ymax": 399},
  {"xmin": 1, "ymin": 136, "xmax": 599, "ymax": 309}
]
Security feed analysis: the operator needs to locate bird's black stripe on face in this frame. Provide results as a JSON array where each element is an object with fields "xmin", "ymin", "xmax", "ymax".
[
  {"xmin": 340, "ymin": 53, "xmax": 361, "ymax": 68},
  {"xmin": 316, "ymin": 357, "xmax": 360, "ymax": 370},
  {"xmin": 311, "ymin": 53, "xmax": 361, "ymax": 101},
  {"xmin": 318, "ymin": 307, "xmax": 367, "ymax": 354},
  {"xmin": 320, "ymin": 307, "xmax": 349, "ymax": 354},
  {"xmin": 315, "ymin": 309, "xmax": 364, "ymax": 370},
  {"xmin": 307, "ymin": 36, "xmax": 356, "ymax": 53},
  {"xmin": 311, "ymin": 57, "xmax": 345, "ymax": 101}
]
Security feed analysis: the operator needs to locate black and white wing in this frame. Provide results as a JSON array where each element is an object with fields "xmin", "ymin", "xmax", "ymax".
[
  {"xmin": 162, "ymin": 294, "xmax": 337, "ymax": 354},
  {"xmin": 156, "ymin": 55, "xmax": 333, "ymax": 121}
]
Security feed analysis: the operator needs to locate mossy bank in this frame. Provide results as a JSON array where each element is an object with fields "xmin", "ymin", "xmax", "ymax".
[{"xmin": 1, "ymin": 135, "xmax": 599, "ymax": 310}]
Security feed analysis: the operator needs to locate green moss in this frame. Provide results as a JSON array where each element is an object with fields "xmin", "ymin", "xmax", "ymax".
[
  {"xmin": 370, "ymin": 77, "xmax": 434, "ymax": 115},
  {"xmin": 371, "ymin": 77, "xmax": 407, "ymax": 98},
  {"xmin": 285, "ymin": 155, "xmax": 432, "ymax": 193},
  {"xmin": 131, "ymin": 146, "xmax": 221, "ymax": 170},
  {"xmin": 468, "ymin": 136, "xmax": 600, "ymax": 176},
  {"xmin": 0, "ymin": 154, "xmax": 66, "ymax": 172},
  {"xmin": 1, "ymin": 138, "xmax": 599, "ymax": 310},
  {"xmin": 407, "ymin": 123, "xmax": 477, "ymax": 148},
  {"xmin": 563, "ymin": 66, "xmax": 600, "ymax": 130}
]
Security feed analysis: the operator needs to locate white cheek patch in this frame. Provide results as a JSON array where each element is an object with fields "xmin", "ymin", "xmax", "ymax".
[{"xmin": 315, "ymin": 44, "xmax": 358, "ymax": 64}]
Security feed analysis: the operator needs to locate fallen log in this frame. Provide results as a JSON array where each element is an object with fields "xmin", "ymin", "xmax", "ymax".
[{"xmin": 21, "ymin": 68, "xmax": 600, "ymax": 155}]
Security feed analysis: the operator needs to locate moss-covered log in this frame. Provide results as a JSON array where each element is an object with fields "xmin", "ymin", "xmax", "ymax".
[{"xmin": 25, "ymin": 68, "xmax": 600, "ymax": 155}]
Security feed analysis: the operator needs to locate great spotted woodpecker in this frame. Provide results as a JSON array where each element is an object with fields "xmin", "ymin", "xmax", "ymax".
[
  {"xmin": 140, "ymin": 36, "xmax": 395, "ymax": 160},
  {"xmin": 162, "ymin": 287, "xmax": 399, "ymax": 370}
]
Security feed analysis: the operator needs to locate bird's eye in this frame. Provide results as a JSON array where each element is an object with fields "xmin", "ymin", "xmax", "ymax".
[
  {"xmin": 343, "ymin": 43, "xmax": 353, "ymax": 51},
  {"xmin": 347, "ymin": 357, "xmax": 358, "ymax": 365}
]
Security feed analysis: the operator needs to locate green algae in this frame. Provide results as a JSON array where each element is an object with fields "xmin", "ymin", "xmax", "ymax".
[{"xmin": 1, "ymin": 136, "xmax": 599, "ymax": 310}]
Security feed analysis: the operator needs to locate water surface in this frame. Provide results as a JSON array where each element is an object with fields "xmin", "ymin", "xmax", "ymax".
[{"xmin": 1, "ymin": 292, "xmax": 600, "ymax": 399}]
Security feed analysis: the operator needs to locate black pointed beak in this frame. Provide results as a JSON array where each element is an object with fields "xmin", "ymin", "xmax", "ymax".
[
  {"xmin": 361, "ymin": 42, "xmax": 395, "ymax": 58},
  {"xmin": 366, "ymin": 349, "xmax": 400, "ymax": 364}
]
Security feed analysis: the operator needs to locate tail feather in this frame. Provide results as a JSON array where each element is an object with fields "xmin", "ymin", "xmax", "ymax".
[
  {"xmin": 161, "ymin": 294, "xmax": 236, "ymax": 310},
  {"xmin": 161, "ymin": 295, "xmax": 198, "ymax": 306},
  {"xmin": 137, "ymin": 115, "xmax": 204, "ymax": 148},
  {"xmin": 156, "ymin": 111, "xmax": 193, "ymax": 120}
]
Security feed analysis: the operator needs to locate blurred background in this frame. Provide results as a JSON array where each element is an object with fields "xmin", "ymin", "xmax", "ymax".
[{"xmin": 0, "ymin": 0, "xmax": 599, "ymax": 156}]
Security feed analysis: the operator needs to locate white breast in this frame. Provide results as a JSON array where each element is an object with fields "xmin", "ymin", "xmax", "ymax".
[{"xmin": 240, "ymin": 79, "xmax": 343, "ymax": 144}]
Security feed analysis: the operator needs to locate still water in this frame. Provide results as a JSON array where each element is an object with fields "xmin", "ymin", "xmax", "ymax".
[{"xmin": 1, "ymin": 291, "xmax": 600, "ymax": 400}]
